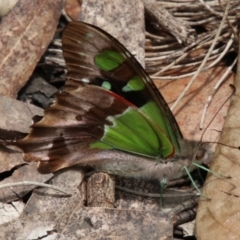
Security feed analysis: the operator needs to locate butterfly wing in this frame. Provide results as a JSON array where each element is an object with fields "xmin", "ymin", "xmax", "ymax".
[
  {"xmin": 15, "ymin": 21, "xmax": 183, "ymax": 173},
  {"xmin": 62, "ymin": 22, "xmax": 183, "ymax": 155}
]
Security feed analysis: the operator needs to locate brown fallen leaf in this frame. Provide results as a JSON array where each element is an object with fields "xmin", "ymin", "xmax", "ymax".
[
  {"xmin": 0, "ymin": 0, "xmax": 64, "ymax": 98},
  {"xmin": 0, "ymin": 95, "xmax": 43, "ymax": 134},
  {"xmin": 195, "ymin": 37, "xmax": 240, "ymax": 239},
  {"xmin": 0, "ymin": 201, "xmax": 25, "ymax": 225}
]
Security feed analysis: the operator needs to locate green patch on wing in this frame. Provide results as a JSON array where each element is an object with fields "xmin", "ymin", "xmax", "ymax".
[
  {"xmin": 93, "ymin": 50, "xmax": 179, "ymax": 158},
  {"xmin": 102, "ymin": 81, "xmax": 111, "ymax": 90},
  {"xmin": 90, "ymin": 107, "xmax": 174, "ymax": 158},
  {"xmin": 122, "ymin": 76, "xmax": 145, "ymax": 92},
  {"xmin": 95, "ymin": 50, "xmax": 125, "ymax": 71},
  {"xmin": 140, "ymin": 101, "xmax": 180, "ymax": 154}
]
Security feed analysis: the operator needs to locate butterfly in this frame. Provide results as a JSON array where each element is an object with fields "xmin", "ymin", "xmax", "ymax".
[{"xmin": 15, "ymin": 21, "xmax": 208, "ymax": 182}]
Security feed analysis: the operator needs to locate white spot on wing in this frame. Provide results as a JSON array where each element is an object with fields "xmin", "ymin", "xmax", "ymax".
[
  {"xmin": 42, "ymin": 142, "xmax": 53, "ymax": 150},
  {"xmin": 78, "ymin": 52, "xmax": 86, "ymax": 56},
  {"xmin": 125, "ymin": 51, "xmax": 131, "ymax": 58},
  {"xmin": 86, "ymin": 33, "xmax": 94, "ymax": 39},
  {"xmin": 81, "ymin": 78, "xmax": 90, "ymax": 83}
]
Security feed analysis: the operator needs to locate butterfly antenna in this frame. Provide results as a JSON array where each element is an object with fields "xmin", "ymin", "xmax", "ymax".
[
  {"xmin": 188, "ymin": 85, "xmax": 235, "ymax": 194},
  {"xmin": 199, "ymin": 84, "xmax": 235, "ymax": 147}
]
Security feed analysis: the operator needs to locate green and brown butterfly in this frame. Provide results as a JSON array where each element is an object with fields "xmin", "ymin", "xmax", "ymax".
[{"xmin": 15, "ymin": 21, "xmax": 209, "ymax": 183}]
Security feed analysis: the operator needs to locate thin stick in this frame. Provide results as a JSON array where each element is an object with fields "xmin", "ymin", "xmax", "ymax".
[
  {"xmin": 0, "ymin": 181, "xmax": 71, "ymax": 196},
  {"xmin": 208, "ymin": 34, "xmax": 234, "ymax": 68},
  {"xmin": 219, "ymin": 0, "xmax": 238, "ymax": 39},
  {"xmin": 200, "ymin": 56, "xmax": 237, "ymax": 129},
  {"xmin": 198, "ymin": 0, "xmax": 223, "ymax": 17}
]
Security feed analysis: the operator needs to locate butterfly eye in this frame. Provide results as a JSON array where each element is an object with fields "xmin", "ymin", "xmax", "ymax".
[{"xmin": 195, "ymin": 148, "xmax": 206, "ymax": 161}]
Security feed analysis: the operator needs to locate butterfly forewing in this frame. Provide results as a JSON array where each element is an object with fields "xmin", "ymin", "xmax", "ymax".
[{"xmin": 62, "ymin": 22, "xmax": 183, "ymax": 157}]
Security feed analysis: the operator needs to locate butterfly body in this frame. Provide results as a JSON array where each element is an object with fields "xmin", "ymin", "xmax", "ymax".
[
  {"xmin": 72, "ymin": 140, "xmax": 201, "ymax": 181},
  {"xmin": 15, "ymin": 22, "xmax": 208, "ymax": 181}
]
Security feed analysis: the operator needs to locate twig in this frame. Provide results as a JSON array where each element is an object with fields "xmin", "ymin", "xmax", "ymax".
[
  {"xmin": 170, "ymin": 0, "xmax": 231, "ymax": 111},
  {"xmin": 200, "ymin": 56, "xmax": 237, "ymax": 129},
  {"xmin": 0, "ymin": 181, "xmax": 71, "ymax": 196},
  {"xmin": 198, "ymin": 0, "xmax": 223, "ymax": 17}
]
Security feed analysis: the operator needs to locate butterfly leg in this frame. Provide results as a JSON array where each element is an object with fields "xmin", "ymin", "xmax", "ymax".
[{"xmin": 159, "ymin": 178, "xmax": 168, "ymax": 210}]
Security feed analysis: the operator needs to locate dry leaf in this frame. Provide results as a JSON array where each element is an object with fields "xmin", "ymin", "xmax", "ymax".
[
  {"xmin": 0, "ymin": 201, "xmax": 25, "ymax": 225},
  {"xmin": 0, "ymin": 95, "xmax": 43, "ymax": 134},
  {"xmin": 0, "ymin": 0, "xmax": 64, "ymax": 98},
  {"xmin": 195, "ymin": 40, "xmax": 240, "ymax": 240}
]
